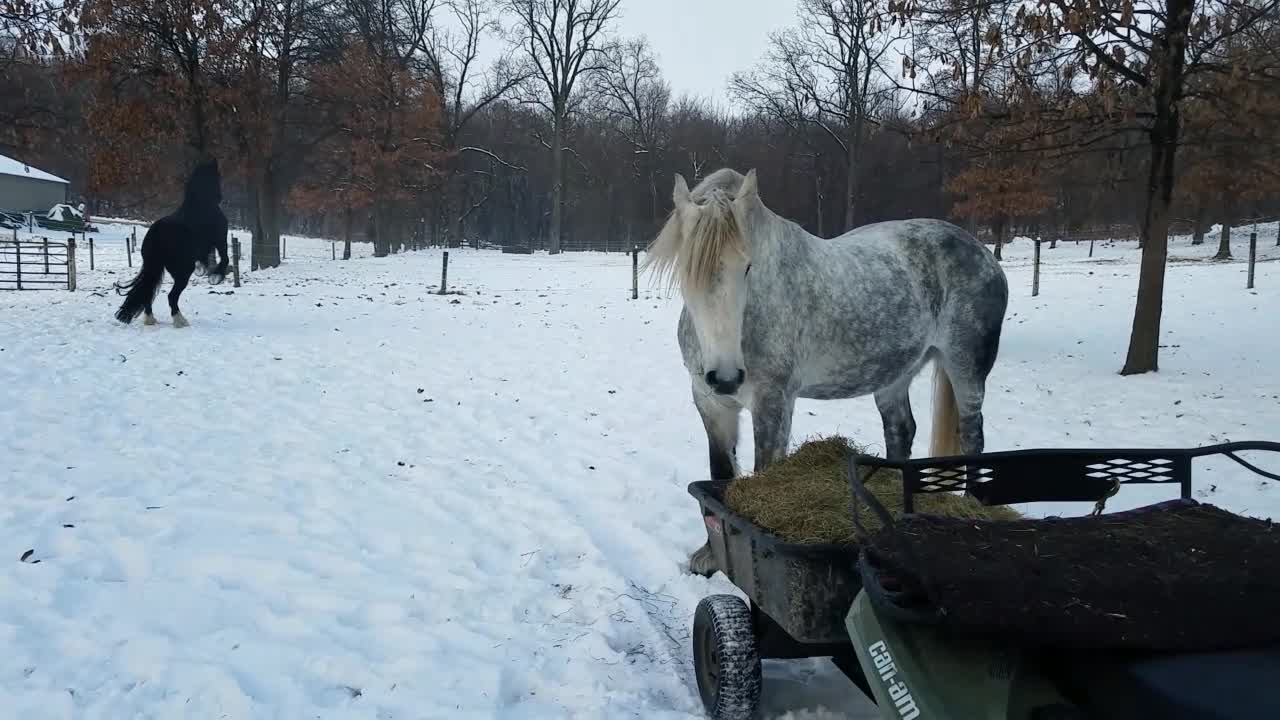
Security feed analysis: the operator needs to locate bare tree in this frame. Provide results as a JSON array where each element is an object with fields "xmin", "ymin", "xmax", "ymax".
[
  {"xmin": 731, "ymin": 0, "xmax": 899, "ymax": 231},
  {"xmin": 506, "ymin": 0, "xmax": 620, "ymax": 253},
  {"xmin": 595, "ymin": 36, "xmax": 670, "ymax": 225},
  {"xmin": 424, "ymin": 0, "xmax": 526, "ymax": 246}
]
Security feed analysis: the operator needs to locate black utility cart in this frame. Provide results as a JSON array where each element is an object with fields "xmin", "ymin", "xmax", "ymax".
[{"xmin": 688, "ymin": 441, "xmax": 1280, "ymax": 720}]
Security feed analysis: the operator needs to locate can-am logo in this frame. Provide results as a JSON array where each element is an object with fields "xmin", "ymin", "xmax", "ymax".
[{"xmin": 868, "ymin": 640, "xmax": 920, "ymax": 719}]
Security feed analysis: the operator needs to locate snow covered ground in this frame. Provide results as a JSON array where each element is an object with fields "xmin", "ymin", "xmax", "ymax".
[{"xmin": 2, "ymin": 219, "xmax": 1279, "ymax": 719}]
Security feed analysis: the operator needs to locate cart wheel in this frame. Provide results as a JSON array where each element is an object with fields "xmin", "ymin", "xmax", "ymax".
[{"xmin": 693, "ymin": 594, "xmax": 761, "ymax": 720}]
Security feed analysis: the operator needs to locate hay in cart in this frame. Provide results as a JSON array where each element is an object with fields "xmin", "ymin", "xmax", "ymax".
[{"xmin": 723, "ymin": 436, "xmax": 1021, "ymax": 544}]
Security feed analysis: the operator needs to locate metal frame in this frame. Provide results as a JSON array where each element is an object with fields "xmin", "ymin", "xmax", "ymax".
[
  {"xmin": 689, "ymin": 440, "xmax": 1280, "ymax": 713},
  {"xmin": 1, "ymin": 237, "xmax": 74, "ymax": 291},
  {"xmin": 851, "ymin": 441, "xmax": 1280, "ymax": 514}
]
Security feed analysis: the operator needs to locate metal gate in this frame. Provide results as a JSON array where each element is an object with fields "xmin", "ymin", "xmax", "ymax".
[{"xmin": 0, "ymin": 237, "xmax": 76, "ymax": 290}]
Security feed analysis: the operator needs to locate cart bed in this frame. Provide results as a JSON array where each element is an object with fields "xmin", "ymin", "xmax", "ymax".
[{"xmin": 689, "ymin": 479, "xmax": 860, "ymax": 647}]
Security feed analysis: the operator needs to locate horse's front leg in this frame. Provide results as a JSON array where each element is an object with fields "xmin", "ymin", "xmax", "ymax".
[
  {"xmin": 752, "ymin": 386, "xmax": 797, "ymax": 471},
  {"xmin": 694, "ymin": 388, "xmax": 742, "ymax": 480},
  {"xmin": 688, "ymin": 386, "xmax": 743, "ymax": 577}
]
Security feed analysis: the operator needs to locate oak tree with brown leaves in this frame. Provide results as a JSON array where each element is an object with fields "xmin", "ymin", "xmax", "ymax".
[
  {"xmin": 298, "ymin": 40, "xmax": 447, "ymax": 256},
  {"xmin": 899, "ymin": 0, "xmax": 1280, "ymax": 374}
]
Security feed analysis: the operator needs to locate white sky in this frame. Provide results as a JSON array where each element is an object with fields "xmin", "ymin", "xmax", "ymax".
[
  {"xmin": 467, "ymin": 0, "xmax": 801, "ymax": 108},
  {"xmin": 612, "ymin": 0, "xmax": 800, "ymax": 104}
]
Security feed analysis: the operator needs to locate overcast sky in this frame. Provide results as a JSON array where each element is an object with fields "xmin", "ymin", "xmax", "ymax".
[
  {"xmin": 612, "ymin": 0, "xmax": 799, "ymax": 104},
  {"xmin": 464, "ymin": 0, "xmax": 801, "ymax": 107}
]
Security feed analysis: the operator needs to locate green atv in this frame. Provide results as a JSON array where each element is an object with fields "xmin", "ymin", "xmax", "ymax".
[{"xmin": 687, "ymin": 441, "xmax": 1280, "ymax": 720}]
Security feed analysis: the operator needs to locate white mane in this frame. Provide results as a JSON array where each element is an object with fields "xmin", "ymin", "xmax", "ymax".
[{"xmin": 642, "ymin": 169, "xmax": 752, "ymax": 293}]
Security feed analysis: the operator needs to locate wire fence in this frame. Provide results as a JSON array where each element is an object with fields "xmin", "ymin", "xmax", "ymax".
[{"xmin": 4, "ymin": 217, "xmax": 1274, "ymax": 301}]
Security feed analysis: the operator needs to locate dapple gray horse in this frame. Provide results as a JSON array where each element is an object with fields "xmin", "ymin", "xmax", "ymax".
[{"xmin": 645, "ymin": 168, "xmax": 1008, "ymax": 575}]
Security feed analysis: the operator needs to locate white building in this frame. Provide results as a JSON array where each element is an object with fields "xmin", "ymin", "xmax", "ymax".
[{"xmin": 0, "ymin": 153, "xmax": 70, "ymax": 212}]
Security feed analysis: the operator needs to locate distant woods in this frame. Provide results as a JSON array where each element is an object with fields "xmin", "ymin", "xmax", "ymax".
[{"xmin": 3, "ymin": 0, "xmax": 1279, "ymax": 370}]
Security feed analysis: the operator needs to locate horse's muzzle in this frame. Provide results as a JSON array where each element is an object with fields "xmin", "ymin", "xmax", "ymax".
[{"xmin": 706, "ymin": 368, "xmax": 745, "ymax": 395}]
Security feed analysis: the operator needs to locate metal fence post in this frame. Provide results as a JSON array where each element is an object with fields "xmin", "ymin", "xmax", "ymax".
[
  {"xmin": 1248, "ymin": 232, "xmax": 1257, "ymax": 289},
  {"xmin": 1032, "ymin": 239, "xmax": 1041, "ymax": 297},
  {"xmin": 43, "ymin": 237, "xmax": 50, "ymax": 274},
  {"xmin": 66, "ymin": 238, "xmax": 76, "ymax": 291},
  {"xmin": 14, "ymin": 237, "xmax": 22, "ymax": 290},
  {"xmin": 88, "ymin": 236, "xmax": 95, "ymax": 270},
  {"xmin": 631, "ymin": 245, "xmax": 639, "ymax": 300},
  {"xmin": 437, "ymin": 251, "xmax": 449, "ymax": 295},
  {"xmin": 231, "ymin": 237, "xmax": 242, "ymax": 288}
]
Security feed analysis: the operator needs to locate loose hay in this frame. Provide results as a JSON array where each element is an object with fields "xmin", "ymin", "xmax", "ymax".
[{"xmin": 724, "ymin": 435, "xmax": 1021, "ymax": 544}]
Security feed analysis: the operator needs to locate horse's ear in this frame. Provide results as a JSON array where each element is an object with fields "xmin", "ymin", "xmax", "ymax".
[
  {"xmin": 673, "ymin": 174, "xmax": 692, "ymax": 210},
  {"xmin": 737, "ymin": 169, "xmax": 759, "ymax": 204}
]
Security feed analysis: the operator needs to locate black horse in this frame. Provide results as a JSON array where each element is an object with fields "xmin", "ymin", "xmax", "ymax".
[{"xmin": 114, "ymin": 158, "xmax": 229, "ymax": 327}]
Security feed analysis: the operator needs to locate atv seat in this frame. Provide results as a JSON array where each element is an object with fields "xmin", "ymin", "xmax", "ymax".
[{"xmin": 1048, "ymin": 648, "xmax": 1280, "ymax": 719}]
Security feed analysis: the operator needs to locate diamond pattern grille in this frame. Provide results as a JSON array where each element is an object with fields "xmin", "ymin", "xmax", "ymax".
[
  {"xmin": 912, "ymin": 456, "xmax": 1180, "ymax": 495},
  {"xmin": 1083, "ymin": 457, "xmax": 1176, "ymax": 482},
  {"xmin": 917, "ymin": 465, "xmax": 992, "ymax": 493}
]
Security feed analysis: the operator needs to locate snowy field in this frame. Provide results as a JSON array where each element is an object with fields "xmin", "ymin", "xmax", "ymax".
[{"xmin": 2, "ymin": 219, "xmax": 1279, "ymax": 719}]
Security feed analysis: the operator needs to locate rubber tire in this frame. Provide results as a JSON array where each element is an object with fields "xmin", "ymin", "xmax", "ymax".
[{"xmin": 692, "ymin": 594, "xmax": 762, "ymax": 720}]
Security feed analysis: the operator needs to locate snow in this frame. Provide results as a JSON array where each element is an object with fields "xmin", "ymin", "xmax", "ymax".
[
  {"xmin": 45, "ymin": 204, "xmax": 84, "ymax": 223},
  {"xmin": 0, "ymin": 153, "xmax": 69, "ymax": 185},
  {"xmin": 2, "ymin": 219, "xmax": 1279, "ymax": 719}
]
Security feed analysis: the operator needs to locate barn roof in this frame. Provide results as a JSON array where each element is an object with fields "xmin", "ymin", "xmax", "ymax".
[{"xmin": 0, "ymin": 153, "xmax": 69, "ymax": 184}]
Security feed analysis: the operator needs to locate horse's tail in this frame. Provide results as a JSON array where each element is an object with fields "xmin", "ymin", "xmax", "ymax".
[
  {"xmin": 928, "ymin": 361, "xmax": 963, "ymax": 457},
  {"xmin": 113, "ymin": 254, "xmax": 164, "ymax": 323}
]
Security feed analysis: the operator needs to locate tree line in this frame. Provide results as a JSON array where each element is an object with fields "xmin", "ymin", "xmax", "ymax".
[{"xmin": 2, "ymin": 0, "xmax": 1278, "ymax": 373}]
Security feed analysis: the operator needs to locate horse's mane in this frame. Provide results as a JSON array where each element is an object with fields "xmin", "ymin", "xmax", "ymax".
[
  {"xmin": 182, "ymin": 158, "xmax": 223, "ymax": 210},
  {"xmin": 644, "ymin": 169, "xmax": 749, "ymax": 292}
]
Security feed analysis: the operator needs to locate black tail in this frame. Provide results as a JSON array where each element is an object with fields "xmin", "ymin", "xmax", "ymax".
[{"xmin": 114, "ymin": 257, "xmax": 164, "ymax": 323}]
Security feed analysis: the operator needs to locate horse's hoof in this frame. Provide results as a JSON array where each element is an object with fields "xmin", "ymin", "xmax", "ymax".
[
  {"xmin": 143, "ymin": 314, "xmax": 157, "ymax": 326},
  {"xmin": 688, "ymin": 543, "xmax": 718, "ymax": 577},
  {"xmin": 172, "ymin": 313, "xmax": 189, "ymax": 328}
]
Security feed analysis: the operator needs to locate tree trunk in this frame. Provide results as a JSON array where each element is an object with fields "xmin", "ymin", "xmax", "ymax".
[
  {"xmin": 548, "ymin": 109, "xmax": 566, "ymax": 254},
  {"xmin": 372, "ymin": 203, "xmax": 389, "ymax": 257},
  {"xmin": 648, "ymin": 174, "xmax": 659, "ymax": 230},
  {"xmin": 431, "ymin": 196, "xmax": 447, "ymax": 248},
  {"xmin": 1120, "ymin": 0, "xmax": 1190, "ymax": 376},
  {"xmin": 814, "ymin": 165, "xmax": 825, "ymax": 238},
  {"xmin": 993, "ymin": 218, "xmax": 1006, "ymax": 260},
  {"xmin": 844, "ymin": 112, "xmax": 863, "ymax": 233},
  {"xmin": 1214, "ymin": 201, "xmax": 1233, "ymax": 259},
  {"xmin": 1191, "ymin": 205, "xmax": 1207, "ymax": 245},
  {"xmin": 188, "ymin": 64, "xmax": 209, "ymax": 155},
  {"xmin": 342, "ymin": 205, "xmax": 352, "ymax": 259},
  {"xmin": 250, "ymin": 161, "xmax": 283, "ymax": 270},
  {"xmin": 1215, "ymin": 220, "xmax": 1232, "ymax": 259},
  {"xmin": 449, "ymin": 173, "xmax": 465, "ymax": 249}
]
